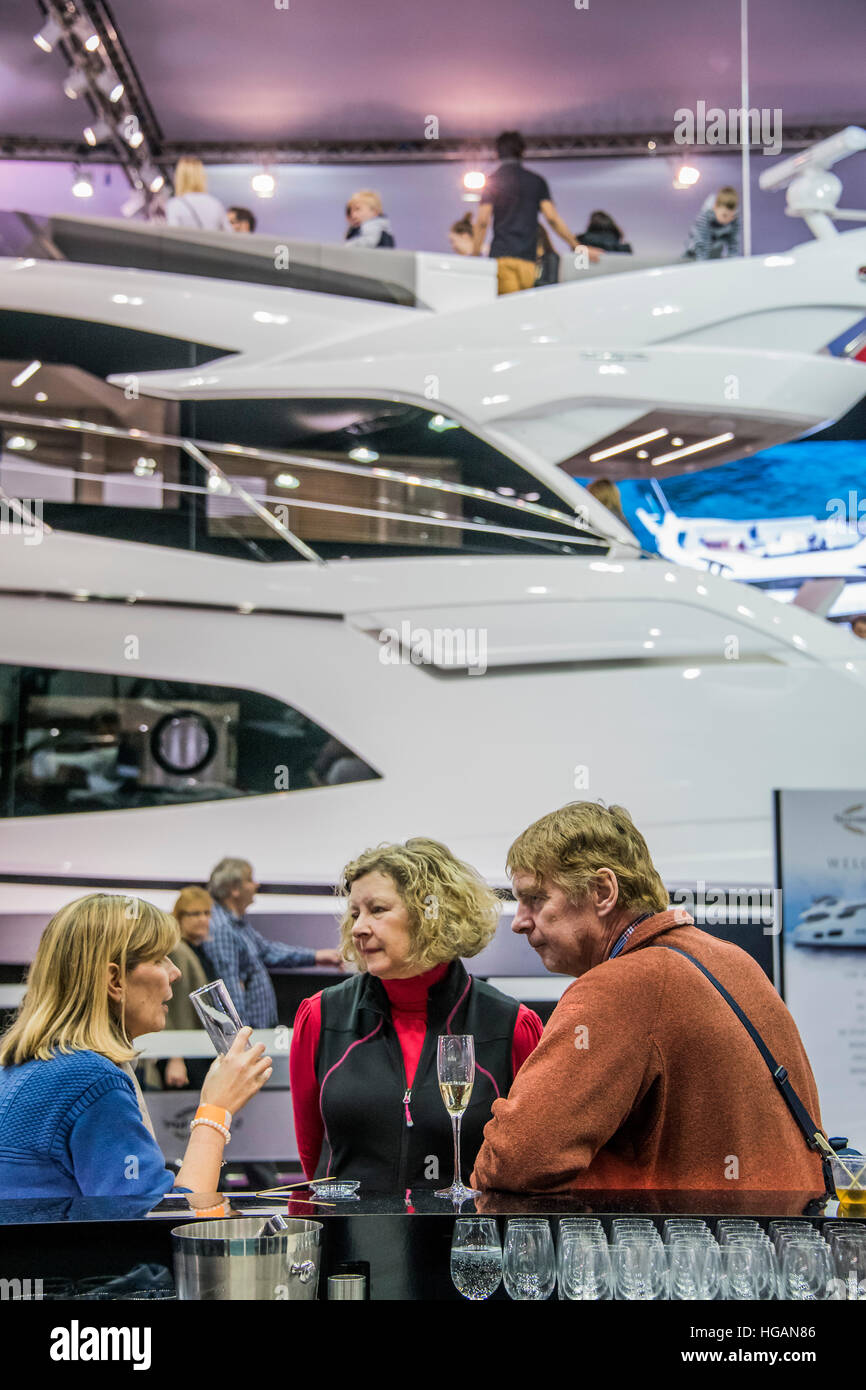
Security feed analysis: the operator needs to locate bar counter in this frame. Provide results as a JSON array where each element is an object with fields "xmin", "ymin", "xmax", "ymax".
[{"xmin": 0, "ymin": 1185, "xmax": 844, "ymax": 1301}]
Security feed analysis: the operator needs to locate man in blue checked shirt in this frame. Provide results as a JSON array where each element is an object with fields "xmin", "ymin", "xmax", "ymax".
[{"xmin": 206, "ymin": 858, "xmax": 343, "ymax": 1027}]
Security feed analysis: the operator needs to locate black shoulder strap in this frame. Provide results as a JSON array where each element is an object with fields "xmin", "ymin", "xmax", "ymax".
[{"xmin": 658, "ymin": 945, "xmax": 831, "ymax": 1158}]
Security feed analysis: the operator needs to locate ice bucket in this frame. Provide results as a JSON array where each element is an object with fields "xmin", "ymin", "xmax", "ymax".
[{"xmin": 172, "ymin": 1217, "xmax": 323, "ymax": 1300}]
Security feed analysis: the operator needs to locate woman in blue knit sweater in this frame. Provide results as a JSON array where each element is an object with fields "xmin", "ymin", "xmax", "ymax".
[{"xmin": 0, "ymin": 894, "xmax": 272, "ymax": 1200}]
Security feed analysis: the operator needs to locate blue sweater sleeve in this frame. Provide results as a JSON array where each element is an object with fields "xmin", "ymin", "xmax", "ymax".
[
  {"xmin": 247, "ymin": 924, "xmax": 315, "ymax": 969},
  {"xmin": 68, "ymin": 1080, "xmax": 178, "ymax": 1199}
]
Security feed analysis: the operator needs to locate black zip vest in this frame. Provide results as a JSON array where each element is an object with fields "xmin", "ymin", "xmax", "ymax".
[{"xmin": 314, "ymin": 960, "xmax": 520, "ymax": 1190}]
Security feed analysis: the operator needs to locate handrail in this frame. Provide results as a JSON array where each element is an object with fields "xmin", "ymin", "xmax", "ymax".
[
  {"xmin": 0, "ymin": 453, "xmax": 600, "ymax": 548},
  {"xmin": 182, "ymin": 440, "xmax": 323, "ymax": 565},
  {"xmin": 0, "ymin": 410, "xmax": 603, "ymax": 540}
]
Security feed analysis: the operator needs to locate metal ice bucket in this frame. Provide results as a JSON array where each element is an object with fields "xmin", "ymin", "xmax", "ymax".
[{"xmin": 172, "ymin": 1217, "xmax": 323, "ymax": 1300}]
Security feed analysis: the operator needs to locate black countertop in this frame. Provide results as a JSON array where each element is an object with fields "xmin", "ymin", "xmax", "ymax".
[{"xmin": 0, "ymin": 1184, "xmax": 851, "ymax": 1301}]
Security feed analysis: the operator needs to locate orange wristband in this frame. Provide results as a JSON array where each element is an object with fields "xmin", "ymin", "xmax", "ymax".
[{"xmin": 195, "ymin": 1104, "xmax": 232, "ymax": 1129}]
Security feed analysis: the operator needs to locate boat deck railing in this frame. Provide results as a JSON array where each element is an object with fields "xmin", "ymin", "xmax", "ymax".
[{"xmin": 0, "ymin": 410, "xmax": 614, "ymax": 564}]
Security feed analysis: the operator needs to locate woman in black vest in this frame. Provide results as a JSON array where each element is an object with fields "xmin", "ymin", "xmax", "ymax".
[{"xmin": 290, "ymin": 839, "xmax": 543, "ymax": 1192}]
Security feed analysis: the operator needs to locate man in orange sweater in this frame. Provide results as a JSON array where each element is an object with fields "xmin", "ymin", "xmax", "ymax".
[{"xmin": 472, "ymin": 802, "xmax": 826, "ymax": 1195}]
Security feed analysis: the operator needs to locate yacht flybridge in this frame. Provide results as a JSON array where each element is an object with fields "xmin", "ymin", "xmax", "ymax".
[{"xmin": 1, "ymin": 131, "xmax": 866, "ymax": 925}]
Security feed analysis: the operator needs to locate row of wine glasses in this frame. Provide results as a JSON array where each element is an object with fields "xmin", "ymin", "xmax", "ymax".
[{"xmin": 450, "ymin": 1216, "xmax": 866, "ymax": 1300}]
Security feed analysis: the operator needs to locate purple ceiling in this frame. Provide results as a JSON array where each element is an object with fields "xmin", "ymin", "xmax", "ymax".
[{"xmin": 2, "ymin": 0, "xmax": 865, "ymax": 144}]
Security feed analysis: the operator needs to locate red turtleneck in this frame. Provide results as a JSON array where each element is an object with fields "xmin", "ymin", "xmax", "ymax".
[{"xmin": 290, "ymin": 966, "xmax": 543, "ymax": 1180}]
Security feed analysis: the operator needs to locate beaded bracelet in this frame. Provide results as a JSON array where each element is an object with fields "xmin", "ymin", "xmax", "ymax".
[
  {"xmin": 190, "ymin": 1117, "xmax": 231, "ymax": 1143},
  {"xmin": 195, "ymin": 1104, "xmax": 233, "ymax": 1129}
]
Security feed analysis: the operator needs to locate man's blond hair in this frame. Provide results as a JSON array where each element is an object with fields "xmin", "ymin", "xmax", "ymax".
[{"xmin": 507, "ymin": 802, "xmax": 668, "ymax": 914}]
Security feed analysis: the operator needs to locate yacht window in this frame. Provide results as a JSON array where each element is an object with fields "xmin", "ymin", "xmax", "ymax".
[
  {"xmin": 0, "ymin": 664, "xmax": 379, "ymax": 819},
  {"xmin": 190, "ymin": 396, "xmax": 604, "ymax": 562},
  {"xmin": 0, "ymin": 312, "xmax": 223, "ymax": 551}
]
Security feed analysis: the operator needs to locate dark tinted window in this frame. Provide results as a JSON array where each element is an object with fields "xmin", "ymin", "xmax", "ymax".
[
  {"xmin": 0, "ymin": 665, "xmax": 379, "ymax": 818},
  {"xmin": 189, "ymin": 397, "xmax": 603, "ymax": 562}
]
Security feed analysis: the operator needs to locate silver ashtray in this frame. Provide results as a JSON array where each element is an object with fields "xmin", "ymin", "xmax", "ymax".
[{"xmin": 309, "ymin": 1179, "xmax": 361, "ymax": 1201}]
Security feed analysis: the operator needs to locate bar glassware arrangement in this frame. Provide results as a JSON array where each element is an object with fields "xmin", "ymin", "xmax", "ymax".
[{"xmin": 474, "ymin": 1215, "xmax": 866, "ymax": 1300}]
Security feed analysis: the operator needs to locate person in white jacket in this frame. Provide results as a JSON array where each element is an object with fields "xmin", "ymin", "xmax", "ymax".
[{"xmin": 166, "ymin": 158, "xmax": 230, "ymax": 231}]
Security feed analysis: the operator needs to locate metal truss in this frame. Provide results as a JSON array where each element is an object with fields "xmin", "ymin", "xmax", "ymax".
[{"xmin": 0, "ymin": 125, "xmax": 845, "ymax": 166}]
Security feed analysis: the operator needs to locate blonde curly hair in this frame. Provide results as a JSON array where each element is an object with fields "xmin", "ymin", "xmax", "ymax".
[{"xmin": 337, "ymin": 838, "xmax": 501, "ymax": 971}]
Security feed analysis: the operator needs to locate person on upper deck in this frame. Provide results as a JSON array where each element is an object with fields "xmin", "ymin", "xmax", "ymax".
[
  {"xmin": 577, "ymin": 209, "xmax": 633, "ymax": 254},
  {"xmin": 165, "ymin": 158, "xmax": 230, "ymax": 232},
  {"xmin": 344, "ymin": 190, "xmax": 396, "ymax": 248},
  {"xmin": 472, "ymin": 802, "xmax": 826, "ymax": 1196},
  {"xmin": 290, "ymin": 838, "xmax": 543, "ymax": 1190},
  {"xmin": 472, "ymin": 130, "xmax": 601, "ymax": 294}
]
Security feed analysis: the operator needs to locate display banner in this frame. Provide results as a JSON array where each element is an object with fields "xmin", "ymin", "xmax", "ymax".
[{"xmin": 775, "ymin": 789, "xmax": 866, "ymax": 1137}]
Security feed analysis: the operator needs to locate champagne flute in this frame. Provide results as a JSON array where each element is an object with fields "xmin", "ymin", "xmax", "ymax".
[{"xmin": 435, "ymin": 1034, "xmax": 480, "ymax": 1201}]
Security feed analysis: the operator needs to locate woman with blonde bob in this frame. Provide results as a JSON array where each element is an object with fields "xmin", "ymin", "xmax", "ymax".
[
  {"xmin": 0, "ymin": 893, "xmax": 271, "ymax": 1198},
  {"xmin": 166, "ymin": 157, "xmax": 230, "ymax": 231},
  {"xmin": 290, "ymin": 838, "xmax": 542, "ymax": 1188}
]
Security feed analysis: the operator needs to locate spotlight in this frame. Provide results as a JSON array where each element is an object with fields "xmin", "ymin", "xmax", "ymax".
[
  {"xmin": 140, "ymin": 164, "xmax": 165, "ymax": 192},
  {"xmin": 251, "ymin": 169, "xmax": 276, "ymax": 198},
  {"xmin": 72, "ymin": 169, "xmax": 94, "ymax": 197},
  {"xmin": 83, "ymin": 120, "xmax": 112, "ymax": 146},
  {"xmin": 33, "ymin": 17, "xmax": 63, "ymax": 52},
  {"xmin": 63, "ymin": 69, "xmax": 89, "ymax": 100},
  {"xmin": 463, "ymin": 171, "xmax": 486, "ymax": 191},
  {"xmin": 73, "ymin": 18, "xmax": 100, "ymax": 51},
  {"xmin": 675, "ymin": 164, "xmax": 701, "ymax": 188},
  {"xmin": 647, "ymin": 140, "xmax": 657, "ymax": 151},
  {"xmin": 96, "ymin": 70, "xmax": 124, "ymax": 103},
  {"xmin": 120, "ymin": 116, "xmax": 145, "ymax": 148}
]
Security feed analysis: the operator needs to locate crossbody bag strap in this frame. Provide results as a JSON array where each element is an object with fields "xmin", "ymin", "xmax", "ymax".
[{"xmin": 658, "ymin": 945, "xmax": 832, "ymax": 1159}]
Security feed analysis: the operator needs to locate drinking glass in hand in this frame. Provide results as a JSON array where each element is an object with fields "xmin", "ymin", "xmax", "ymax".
[
  {"xmin": 189, "ymin": 978, "xmax": 248, "ymax": 1055},
  {"xmin": 503, "ymin": 1219, "xmax": 556, "ymax": 1301},
  {"xmin": 435, "ymin": 1034, "xmax": 479, "ymax": 1201},
  {"xmin": 450, "ymin": 1217, "xmax": 502, "ymax": 1300}
]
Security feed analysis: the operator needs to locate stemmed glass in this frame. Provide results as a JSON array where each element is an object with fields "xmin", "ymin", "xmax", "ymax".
[
  {"xmin": 435, "ymin": 1035, "xmax": 480, "ymax": 1201},
  {"xmin": 450, "ymin": 1218, "xmax": 502, "ymax": 1300}
]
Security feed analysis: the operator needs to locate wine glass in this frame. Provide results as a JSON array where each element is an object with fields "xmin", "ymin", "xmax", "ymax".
[
  {"xmin": 779, "ymin": 1239, "xmax": 834, "ymax": 1300},
  {"xmin": 558, "ymin": 1231, "xmax": 612, "ymax": 1300},
  {"xmin": 450, "ymin": 1217, "xmax": 502, "ymax": 1300},
  {"xmin": 435, "ymin": 1034, "xmax": 480, "ymax": 1201},
  {"xmin": 668, "ymin": 1238, "xmax": 721, "ymax": 1300},
  {"xmin": 611, "ymin": 1241, "xmax": 669, "ymax": 1300},
  {"xmin": 503, "ymin": 1219, "xmax": 556, "ymax": 1300}
]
